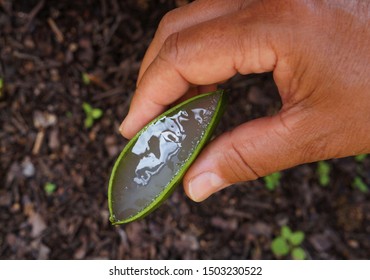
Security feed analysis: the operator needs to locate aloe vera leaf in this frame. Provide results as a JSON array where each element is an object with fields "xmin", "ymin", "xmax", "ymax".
[{"xmin": 108, "ymin": 90, "xmax": 227, "ymax": 225}]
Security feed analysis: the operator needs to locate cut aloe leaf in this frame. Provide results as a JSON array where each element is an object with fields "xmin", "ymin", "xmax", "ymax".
[{"xmin": 108, "ymin": 90, "xmax": 227, "ymax": 225}]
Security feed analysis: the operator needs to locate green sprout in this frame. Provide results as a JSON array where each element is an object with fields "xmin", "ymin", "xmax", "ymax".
[
  {"xmin": 355, "ymin": 154, "xmax": 367, "ymax": 162},
  {"xmin": 0, "ymin": 78, "xmax": 3, "ymax": 98},
  {"xmin": 82, "ymin": 72, "xmax": 91, "ymax": 85},
  {"xmin": 271, "ymin": 225, "xmax": 306, "ymax": 260},
  {"xmin": 353, "ymin": 176, "xmax": 369, "ymax": 193},
  {"xmin": 263, "ymin": 172, "xmax": 281, "ymax": 191},
  {"xmin": 317, "ymin": 161, "xmax": 331, "ymax": 187},
  {"xmin": 44, "ymin": 182, "xmax": 57, "ymax": 195},
  {"xmin": 82, "ymin": 102, "xmax": 103, "ymax": 129}
]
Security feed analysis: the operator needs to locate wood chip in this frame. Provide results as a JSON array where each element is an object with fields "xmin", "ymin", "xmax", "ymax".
[
  {"xmin": 29, "ymin": 212, "xmax": 47, "ymax": 238},
  {"xmin": 32, "ymin": 129, "xmax": 45, "ymax": 155}
]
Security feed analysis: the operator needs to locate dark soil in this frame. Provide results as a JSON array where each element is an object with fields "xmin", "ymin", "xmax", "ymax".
[{"xmin": 1, "ymin": 0, "xmax": 370, "ymax": 260}]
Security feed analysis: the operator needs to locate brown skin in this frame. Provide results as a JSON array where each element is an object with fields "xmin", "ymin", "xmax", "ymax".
[{"xmin": 120, "ymin": 0, "xmax": 370, "ymax": 202}]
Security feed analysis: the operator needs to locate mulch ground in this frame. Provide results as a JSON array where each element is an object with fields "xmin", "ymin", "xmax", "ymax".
[{"xmin": 1, "ymin": 0, "xmax": 370, "ymax": 260}]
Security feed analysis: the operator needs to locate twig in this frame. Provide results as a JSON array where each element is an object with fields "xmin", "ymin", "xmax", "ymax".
[
  {"xmin": 47, "ymin": 18, "xmax": 64, "ymax": 43},
  {"xmin": 86, "ymin": 73, "xmax": 110, "ymax": 91},
  {"xmin": 104, "ymin": 15, "xmax": 125, "ymax": 46},
  {"xmin": 13, "ymin": 51, "xmax": 42, "ymax": 64},
  {"xmin": 32, "ymin": 129, "xmax": 45, "ymax": 155},
  {"xmin": 11, "ymin": 112, "xmax": 28, "ymax": 135},
  {"xmin": 22, "ymin": 0, "xmax": 45, "ymax": 32},
  {"xmin": 92, "ymin": 87, "xmax": 123, "ymax": 101},
  {"xmin": 224, "ymin": 208, "xmax": 253, "ymax": 219}
]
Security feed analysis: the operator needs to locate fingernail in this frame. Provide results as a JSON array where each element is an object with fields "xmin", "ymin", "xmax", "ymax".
[{"xmin": 188, "ymin": 172, "xmax": 227, "ymax": 202}]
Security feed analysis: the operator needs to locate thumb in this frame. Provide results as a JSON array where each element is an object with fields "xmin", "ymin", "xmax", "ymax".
[{"xmin": 183, "ymin": 108, "xmax": 321, "ymax": 202}]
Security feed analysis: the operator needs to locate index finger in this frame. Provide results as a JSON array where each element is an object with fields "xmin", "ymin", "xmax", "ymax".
[
  {"xmin": 120, "ymin": 7, "xmax": 278, "ymax": 138},
  {"xmin": 137, "ymin": 0, "xmax": 253, "ymax": 85}
]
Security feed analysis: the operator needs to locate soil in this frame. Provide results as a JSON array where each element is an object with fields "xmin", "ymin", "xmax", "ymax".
[{"xmin": 1, "ymin": 0, "xmax": 370, "ymax": 260}]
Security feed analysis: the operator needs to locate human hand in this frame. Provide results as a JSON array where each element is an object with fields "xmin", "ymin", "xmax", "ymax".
[{"xmin": 120, "ymin": 0, "xmax": 370, "ymax": 202}]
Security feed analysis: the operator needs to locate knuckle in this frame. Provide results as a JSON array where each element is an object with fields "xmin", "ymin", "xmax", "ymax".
[
  {"xmin": 157, "ymin": 9, "xmax": 179, "ymax": 40},
  {"xmin": 259, "ymin": 0, "xmax": 314, "ymax": 19},
  {"xmin": 159, "ymin": 31, "xmax": 181, "ymax": 63},
  {"xmin": 220, "ymin": 131, "xmax": 261, "ymax": 183}
]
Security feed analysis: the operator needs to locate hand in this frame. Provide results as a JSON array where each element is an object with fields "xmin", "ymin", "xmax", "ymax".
[{"xmin": 120, "ymin": 0, "xmax": 370, "ymax": 202}]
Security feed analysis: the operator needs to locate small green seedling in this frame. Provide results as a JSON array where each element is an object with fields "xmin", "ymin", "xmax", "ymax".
[
  {"xmin": 317, "ymin": 161, "xmax": 331, "ymax": 187},
  {"xmin": 44, "ymin": 182, "xmax": 57, "ymax": 195},
  {"xmin": 263, "ymin": 172, "xmax": 281, "ymax": 191},
  {"xmin": 108, "ymin": 90, "xmax": 227, "ymax": 225},
  {"xmin": 82, "ymin": 102, "xmax": 103, "ymax": 128},
  {"xmin": 82, "ymin": 72, "xmax": 91, "ymax": 85},
  {"xmin": 0, "ymin": 78, "xmax": 3, "ymax": 98},
  {"xmin": 271, "ymin": 225, "xmax": 306, "ymax": 260},
  {"xmin": 355, "ymin": 154, "xmax": 367, "ymax": 162},
  {"xmin": 353, "ymin": 176, "xmax": 369, "ymax": 193}
]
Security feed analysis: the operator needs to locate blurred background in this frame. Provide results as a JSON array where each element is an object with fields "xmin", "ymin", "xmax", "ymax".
[{"xmin": 1, "ymin": 0, "xmax": 369, "ymax": 260}]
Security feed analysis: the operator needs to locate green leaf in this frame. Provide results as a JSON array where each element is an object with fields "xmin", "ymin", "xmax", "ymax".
[
  {"xmin": 91, "ymin": 108, "xmax": 103, "ymax": 119},
  {"xmin": 291, "ymin": 247, "xmax": 306, "ymax": 260},
  {"xmin": 271, "ymin": 237, "xmax": 290, "ymax": 257},
  {"xmin": 0, "ymin": 78, "xmax": 3, "ymax": 98},
  {"xmin": 82, "ymin": 72, "xmax": 91, "ymax": 85},
  {"xmin": 108, "ymin": 90, "xmax": 227, "ymax": 225},
  {"xmin": 264, "ymin": 172, "xmax": 281, "ymax": 191},
  {"xmin": 44, "ymin": 182, "xmax": 57, "ymax": 195},
  {"xmin": 82, "ymin": 102, "xmax": 93, "ymax": 114},
  {"xmin": 83, "ymin": 103, "xmax": 102, "ymax": 128},
  {"xmin": 353, "ymin": 176, "xmax": 369, "ymax": 193},
  {"xmin": 281, "ymin": 225, "xmax": 292, "ymax": 239},
  {"xmin": 355, "ymin": 154, "xmax": 367, "ymax": 162},
  {"xmin": 317, "ymin": 161, "xmax": 330, "ymax": 187},
  {"xmin": 84, "ymin": 116, "xmax": 93, "ymax": 128},
  {"xmin": 289, "ymin": 231, "xmax": 305, "ymax": 246}
]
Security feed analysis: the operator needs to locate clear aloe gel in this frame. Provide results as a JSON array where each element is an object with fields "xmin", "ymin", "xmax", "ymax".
[{"xmin": 108, "ymin": 90, "xmax": 226, "ymax": 224}]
